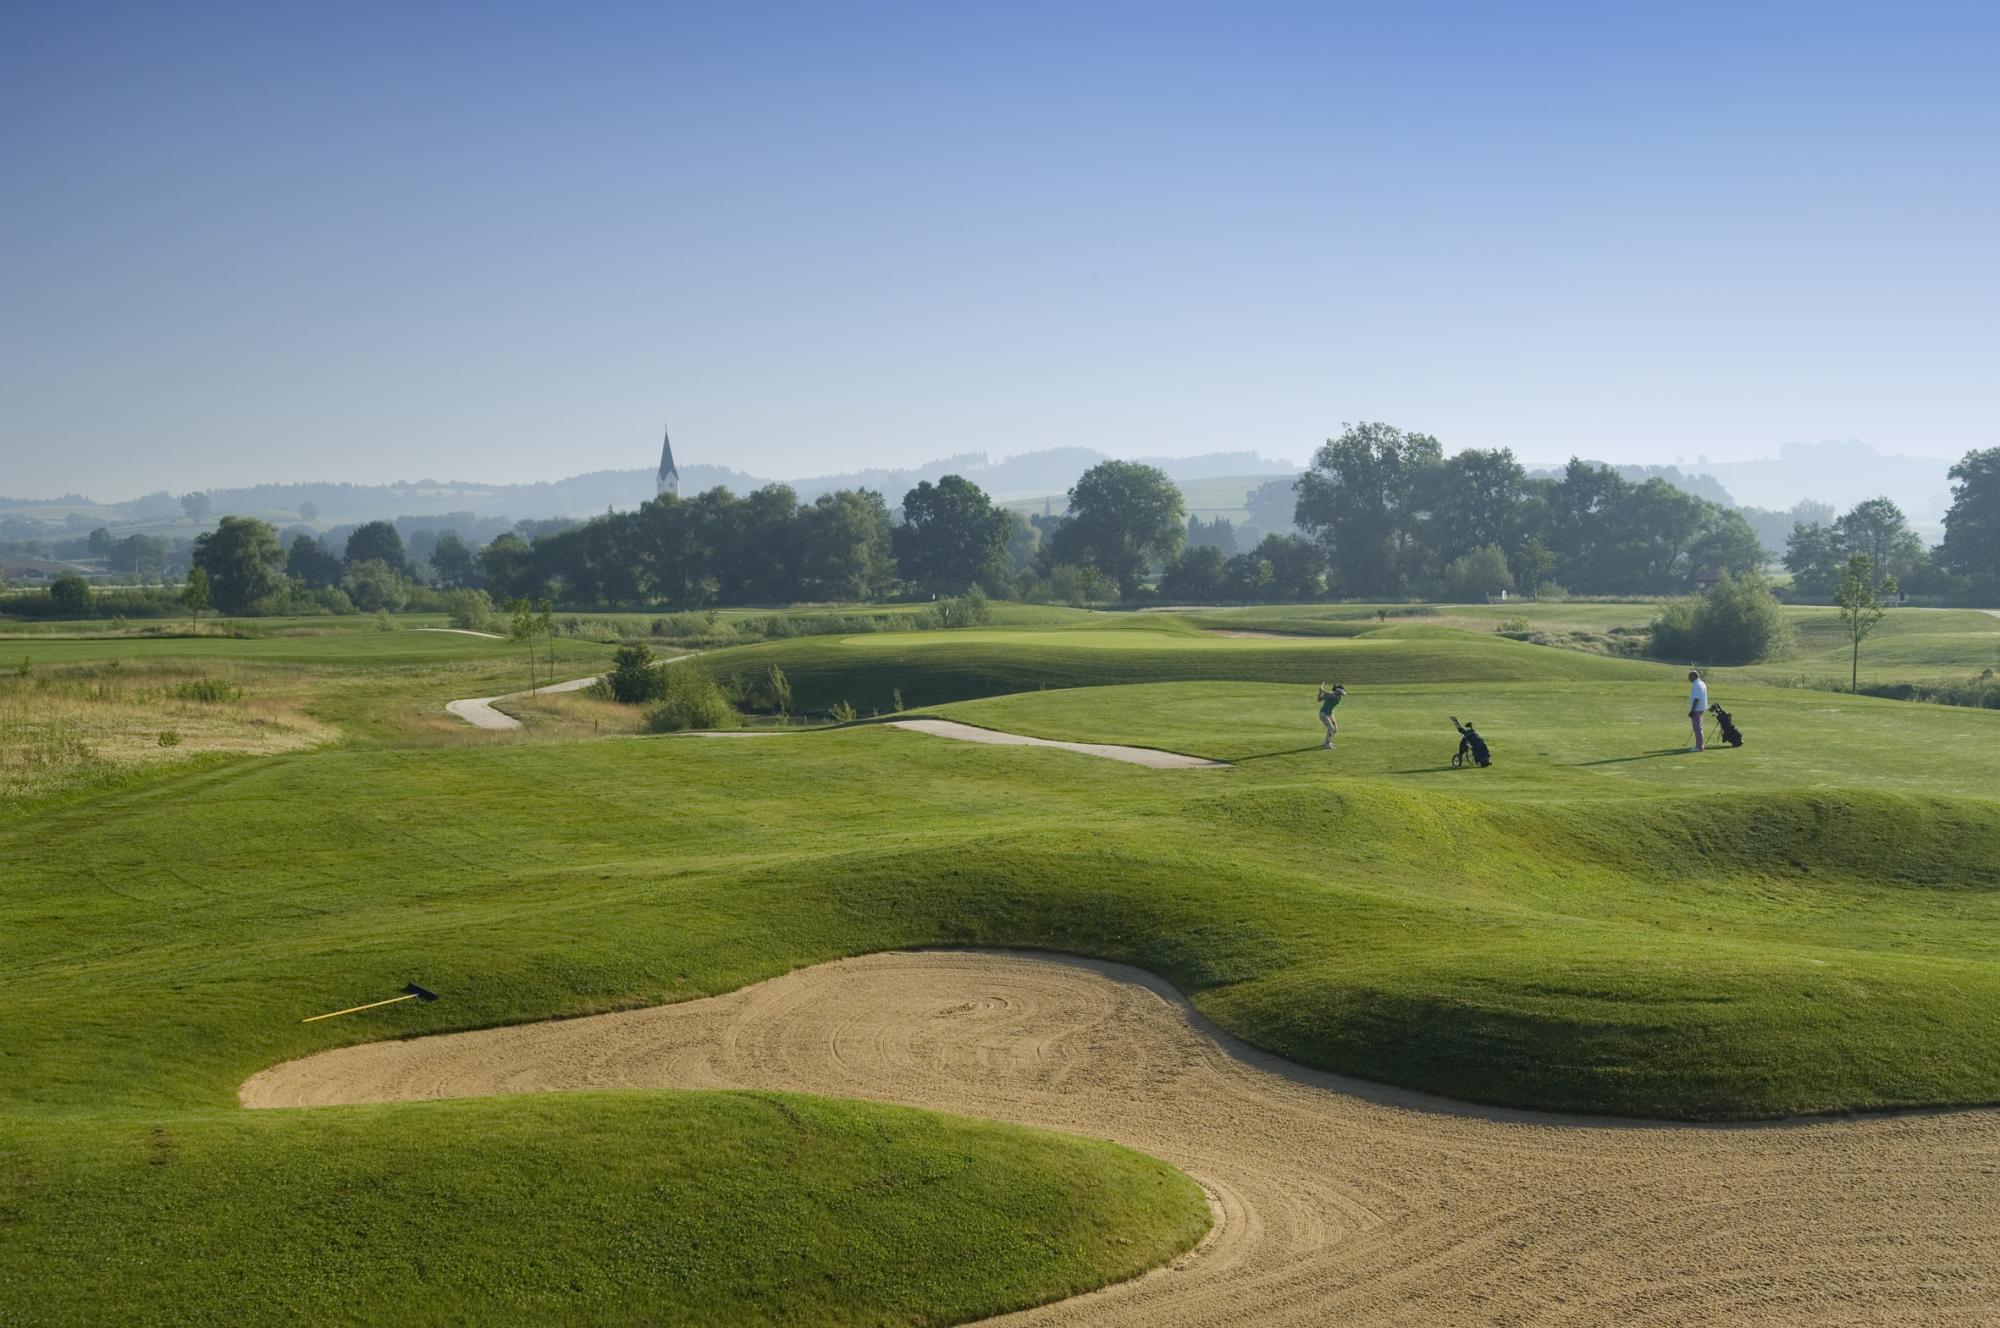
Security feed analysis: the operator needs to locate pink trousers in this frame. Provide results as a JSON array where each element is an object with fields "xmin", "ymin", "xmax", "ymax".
[{"xmin": 1691, "ymin": 711, "xmax": 1705, "ymax": 750}]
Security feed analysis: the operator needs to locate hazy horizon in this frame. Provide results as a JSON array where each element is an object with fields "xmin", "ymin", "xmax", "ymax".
[
  {"xmin": 6, "ymin": 3, "xmax": 1995, "ymax": 498},
  {"xmin": 1, "ymin": 435, "xmax": 1969, "ymax": 510}
]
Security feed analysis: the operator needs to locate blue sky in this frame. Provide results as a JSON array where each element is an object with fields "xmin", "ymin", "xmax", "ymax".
[{"xmin": 3, "ymin": 1, "xmax": 1994, "ymax": 497}]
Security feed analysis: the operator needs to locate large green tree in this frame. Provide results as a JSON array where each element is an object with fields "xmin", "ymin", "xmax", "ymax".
[
  {"xmin": 343, "ymin": 521, "xmax": 406, "ymax": 573},
  {"xmin": 1044, "ymin": 461, "xmax": 1186, "ymax": 597},
  {"xmin": 1939, "ymin": 448, "xmax": 2000, "ymax": 581},
  {"xmin": 478, "ymin": 533, "xmax": 536, "ymax": 603},
  {"xmin": 1294, "ymin": 422, "xmax": 1444, "ymax": 597},
  {"xmin": 1834, "ymin": 498, "xmax": 1925, "ymax": 586},
  {"xmin": 1429, "ymin": 448, "xmax": 1528, "ymax": 567},
  {"xmin": 1786, "ymin": 497, "xmax": 1925, "ymax": 600},
  {"xmin": 190, "ymin": 516, "xmax": 286, "ymax": 614},
  {"xmin": 895, "ymin": 475, "xmax": 1010, "ymax": 595},
  {"xmin": 285, "ymin": 535, "xmax": 344, "ymax": 590},
  {"xmin": 430, "ymin": 532, "xmax": 478, "ymax": 589},
  {"xmin": 1783, "ymin": 521, "xmax": 1844, "ymax": 598},
  {"xmin": 798, "ymin": 489, "xmax": 896, "ymax": 601},
  {"xmin": 1159, "ymin": 545, "xmax": 1227, "ymax": 601},
  {"xmin": 1242, "ymin": 476, "xmax": 1301, "ymax": 537},
  {"xmin": 109, "ymin": 534, "xmax": 168, "ymax": 576}
]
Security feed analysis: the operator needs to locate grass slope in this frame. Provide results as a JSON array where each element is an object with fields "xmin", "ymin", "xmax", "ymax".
[
  {"xmin": 6, "ymin": 694, "xmax": 1996, "ymax": 1124},
  {"xmin": 694, "ymin": 620, "xmax": 1648, "ymax": 714},
  {"xmin": 8, "ymin": 1093, "xmax": 1203, "ymax": 1328}
]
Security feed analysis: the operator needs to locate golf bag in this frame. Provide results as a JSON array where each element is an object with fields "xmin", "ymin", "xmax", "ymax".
[
  {"xmin": 1709, "ymin": 704, "xmax": 1743, "ymax": 748},
  {"xmin": 1450, "ymin": 717, "xmax": 1491, "ymax": 768}
]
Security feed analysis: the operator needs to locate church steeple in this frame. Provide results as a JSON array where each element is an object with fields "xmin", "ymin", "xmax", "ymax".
[{"xmin": 657, "ymin": 427, "xmax": 680, "ymax": 496}]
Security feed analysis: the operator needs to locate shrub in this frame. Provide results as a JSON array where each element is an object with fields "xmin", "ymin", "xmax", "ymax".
[
  {"xmin": 763, "ymin": 664, "xmax": 793, "ymax": 717},
  {"xmin": 443, "ymin": 588, "xmax": 496, "ymax": 632},
  {"xmin": 645, "ymin": 666, "xmax": 738, "ymax": 732},
  {"xmin": 605, "ymin": 644, "xmax": 666, "ymax": 704},
  {"xmin": 1159, "ymin": 546, "xmax": 1228, "ymax": 602},
  {"xmin": 1649, "ymin": 572, "xmax": 1794, "ymax": 665},
  {"xmin": 50, "ymin": 576, "xmax": 92, "ymax": 615},
  {"xmin": 402, "ymin": 584, "xmax": 446, "ymax": 613},
  {"xmin": 346, "ymin": 560, "xmax": 410, "ymax": 612},
  {"xmin": 1495, "ymin": 616, "xmax": 1530, "ymax": 635},
  {"xmin": 1857, "ymin": 676, "xmax": 2000, "ymax": 710},
  {"xmin": 156, "ymin": 730, "xmax": 181, "ymax": 747},
  {"xmin": 1533, "ymin": 581, "xmax": 1569, "ymax": 602},
  {"xmin": 829, "ymin": 699, "xmax": 857, "ymax": 723},
  {"xmin": 1440, "ymin": 545, "xmax": 1514, "ymax": 602},
  {"xmin": 314, "ymin": 586, "xmax": 357, "ymax": 615},
  {"xmin": 1036, "ymin": 563, "xmax": 1118, "ymax": 606},
  {"xmin": 0, "ymin": 586, "xmax": 183, "ymax": 620}
]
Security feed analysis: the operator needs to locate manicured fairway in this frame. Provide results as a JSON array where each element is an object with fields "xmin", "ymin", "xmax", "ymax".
[
  {"xmin": 6, "ymin": 608, "xmax": 1999, "ymax": 1323},
  {"xmin": 938, "ymin": 678, "xmax": 2000, "ymax": 796}
]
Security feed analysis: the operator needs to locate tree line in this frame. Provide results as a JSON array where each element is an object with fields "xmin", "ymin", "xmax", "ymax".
[
  {"xmin": 12, "ymin": 429, "xmax": 1998, "ymax": 618},
  {"xmin": 1782, "ymin": 447, "xmax": 2000, "ymax": 603}
]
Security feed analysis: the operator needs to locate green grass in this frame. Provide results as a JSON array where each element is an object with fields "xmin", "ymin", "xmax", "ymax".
[
  {"xmin": 7, "ymin": 1093, "xmax": 1204, "ymax": 1327},
  {"xmin": 1188, "ymin": 601, "xmax": 2000, "ymax": 688},
  {"xmin": 6, "ymin": 688, "xmax": 1998, "ymax": 1122},
  {"xmin": 693, "ymin": 619, "xmax": 1649, "ymax": 714},
  {"xmin": 7, "ymin": 611, "xmax": 2000, "ymax": 1321},
  {"xmin": 0, "ymin": 618, "xmax": 1219, "ymax": 1324},
  {"xmin": 938, "ymin": 678, "xmax": 2000, "ymax": 795}
]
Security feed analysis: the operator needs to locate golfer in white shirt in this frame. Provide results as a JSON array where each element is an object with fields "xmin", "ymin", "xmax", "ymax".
[{"xmin": 1687, "ymin": 670, "xmax": 1709, "ymax": 751}]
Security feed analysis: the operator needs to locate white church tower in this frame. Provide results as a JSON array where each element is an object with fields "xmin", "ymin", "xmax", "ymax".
[{"xmin": 657, "ymin": 427, "xmax": 680, "ymax": 496}]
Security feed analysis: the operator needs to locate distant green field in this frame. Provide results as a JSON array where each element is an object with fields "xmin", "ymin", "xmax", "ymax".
[
  {"xmin": 0, "ymin": 625, "xmax": 603, "ymax": 669},
  {"xmin": 1191, "ymin": 602, "xmax": 2000, "ymax": 687},
  {"xmin": 1000, "ymin": 472, "xmax": 1285, "ymax": 525}
]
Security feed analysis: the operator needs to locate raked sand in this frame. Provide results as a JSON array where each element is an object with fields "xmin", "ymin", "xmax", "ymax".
[{"xmin": 244, "ymin": 950, "xmax": 2000, "ymax": 1326}]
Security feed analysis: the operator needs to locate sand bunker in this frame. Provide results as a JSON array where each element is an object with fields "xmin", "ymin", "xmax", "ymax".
[
  {"xmin": 888, "ymin": 719, "xmax": 1226, "ymax": 768},
  {"xmin": 245, "ymin": 950, "xmax": 2000, "ymax": 1326}
]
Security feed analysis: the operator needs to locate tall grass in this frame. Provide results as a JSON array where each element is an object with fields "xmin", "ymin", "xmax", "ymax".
[{"xmin": 0, "ymin": 661, "xmax": 327, "ymax": 802}]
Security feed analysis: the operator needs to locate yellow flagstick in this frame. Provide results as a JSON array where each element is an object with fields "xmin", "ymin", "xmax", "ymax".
[
  {"xmin": 302, "ymin": 983, "xmax": 439, "ymax": 1024},
  {"xmin": 302, "ymin": 993, "xmax": 416, "ymax": 1023}
]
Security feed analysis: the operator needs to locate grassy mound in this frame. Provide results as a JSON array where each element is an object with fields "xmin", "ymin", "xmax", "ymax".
[
  {"xmin": 6, "ymin": 1093, "xmax": 1206, "ymax": 1327},
  {"xmin": 693, "ymin": 621, "xmax": 1647, "ymax": 715},
  {"xmin": 7, "ymin": 684, "xmax": 1996, "ymax": 1125}
]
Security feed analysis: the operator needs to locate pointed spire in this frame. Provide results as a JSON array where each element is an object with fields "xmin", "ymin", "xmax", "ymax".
[{"xmin": 657, "ymin": 427, "xmax": 679, "ymax": 496}]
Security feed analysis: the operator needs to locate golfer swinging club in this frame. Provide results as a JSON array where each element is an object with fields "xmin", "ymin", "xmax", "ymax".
[
  {"xmin": 1687, "ymin": 669, "xmax": 1708, "ymax": 752},
  {"xmin": 1317, "ymin": 683, "xmax": 1346, "ymax": 750}
]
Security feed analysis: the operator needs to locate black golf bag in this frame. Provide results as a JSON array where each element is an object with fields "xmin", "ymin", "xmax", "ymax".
[
  {"xmin": 1710, "ymin": 704, "xmax": 1743, "ymax": 748},
  {"xmin": 1451, "ymin": 717, "xmax": 1491, "ymax": 768}
]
